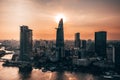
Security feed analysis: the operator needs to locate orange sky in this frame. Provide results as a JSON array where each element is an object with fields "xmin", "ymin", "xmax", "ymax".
[{"xmin": 0, "ymin": 0, "xmax": 120, "ymax": 40}]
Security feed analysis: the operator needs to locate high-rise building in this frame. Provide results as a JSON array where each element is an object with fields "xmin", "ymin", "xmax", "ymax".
[
  {"xmin": 75, "ymin": 33, "xmax": 81, "ymax": 48},
  {"xmin": 115, "ymin": 44, "xmax": 120, "ymax": 67},
  {"xmin": 81, "ymin": 40, "xmax": 86, "ymax": 49},
  {"xmin": 107, "ymin": 45, "xmax": 115, "ymax": 63},
  {"xmin": 19, "ymin": 25, "xmax": 33, "ymax": 61},
  {"xmin": 56, "ymin": 18, "xmax": 64, "ymax": 60},
  {"xmin": 95, "ymin": 31, "xmax": 107, "ymax": 58}
]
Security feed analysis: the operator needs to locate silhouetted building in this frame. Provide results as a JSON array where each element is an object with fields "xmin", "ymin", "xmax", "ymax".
[
  {"xmin": 107, "ymin": 45, "xmax": 115, "ymax": 63},
  {"xmin": 56, "ymin": 18, "xmax": 64, "ymax": 60},
  {"xmin": 34, "ymin": 40, "xmax": 40, "ymax": 48},
  {"xmin": 19, "ymin": 25, "xmax": 33, "ymax": 61},
  {"xmin": 86, "ymin": 42, "xmax": 95, "ymax": 57},
  {"xmin": 81, "ymin": 40, "xmax": 86, "ymax": 49},
  {"xmin": 115, "ymin": 44, "xmax": 120, "ymax": 67},
  {"xmin": 75, "ymin": 33, "xmax": 81, "ymax": 48},
  {"xmin": 86, "ymin": 40, "xmax": 95, "ymax": 53},
  {"xmin": 95, "ymin": 31, "xmax": 107, "ymax": 58}
]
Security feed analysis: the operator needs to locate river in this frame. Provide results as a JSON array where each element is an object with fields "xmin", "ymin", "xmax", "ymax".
[{"xmin": 0, "ymin": 54, "xmax": 108, "ymax": 80}]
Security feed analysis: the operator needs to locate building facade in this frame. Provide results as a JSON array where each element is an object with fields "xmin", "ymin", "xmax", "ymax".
[
  {"xmin": 19, "ymin": 25, "xmax": 33, "ymax": 61},
  {"xmin": 115, "ymin": 44, "xmax": 120, "ymax": 67},
  {"xmin": 95, "ymin": 31, "xmax": 107, "ymax": 58},
  {"xmin": 75, "ymin": 33, "xmax": 81, "ymax": 48}
]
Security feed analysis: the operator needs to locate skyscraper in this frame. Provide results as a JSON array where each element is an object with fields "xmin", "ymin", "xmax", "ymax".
[
  {"xmin": 115, "ymin": 44, "xmax": 120, "ymax": 67},
  {"xmin": 19, "ymin": 25, "xmax": 33, "ymax": 61},
  {"xmin": 95, "ymin": 31, "xmax": 107, "ymax": 58},
  {"xmin": 107, "ymin": 45, "xmax": 115, "ymax": 63},
  {"xmin": 56, "ymin": 18, "xmax": 64, "ymax": 60},
  {"xmin": 75, "ymin": 33, "xmax": 81, "ymax": 48},
  {"xmin": 81, "ymin": 40, "xmax": 86, "ymax": 49}
]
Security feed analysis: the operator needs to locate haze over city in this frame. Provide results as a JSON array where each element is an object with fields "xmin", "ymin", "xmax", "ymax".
[
  {"xmin": 0, "ymin": 0, "xmax": 120, "ymax": 40},
  {"xmin": 1, "ymin": 1, "xmax": 120, "ymax": 80}
]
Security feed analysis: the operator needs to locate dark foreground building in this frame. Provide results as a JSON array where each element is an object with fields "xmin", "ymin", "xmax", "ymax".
[
  {"xmin": 56, "ymin": 18, "xmax": 65, "ymax": 60},
  {"xmin": 81, "ymin": 40, "xmax": 86, "ymax": 49},
  {"xmin": 115, "ymin": 44, "xmax": 120, "ymax": 67},
  {"xmin": 19, "ymin": 25, "xmax": 33, "ymax": 61},
  {"xmin": 75, "ymin": 33, "xmax": 81, "ymax": 48},
  {"xmin": 95, "ymin": 31, "xmax": 107, "ymax": 58}
]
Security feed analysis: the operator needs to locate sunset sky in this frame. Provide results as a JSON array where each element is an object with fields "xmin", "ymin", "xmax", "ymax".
[{"xmin": 0, "ymin": 0, "xmax": 120, "ymax": 40}]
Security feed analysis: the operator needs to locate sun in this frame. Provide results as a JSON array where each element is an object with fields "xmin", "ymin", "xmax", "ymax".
[{"xmin": 55, "ymin": 14, "xmax": 66, "ymax": 23}]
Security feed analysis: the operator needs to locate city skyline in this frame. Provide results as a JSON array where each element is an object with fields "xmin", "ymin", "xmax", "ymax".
[
  {"xmin": 0, "ymin": 0, "xmax": 120, "ymax": 40},
  {"xmin": 0, "ymin": 8, "xmax": 120, "ymax": 79}
]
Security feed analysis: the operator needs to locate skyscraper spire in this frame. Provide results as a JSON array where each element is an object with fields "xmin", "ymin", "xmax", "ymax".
[{"xmin": 58, "ymin": 18, "xmax": 63, "ymax": 28}]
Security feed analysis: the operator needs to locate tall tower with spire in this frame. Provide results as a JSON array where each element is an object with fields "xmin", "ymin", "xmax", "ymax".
[{"xmin": 56, "ymin": 18, "xmax": 65, "ymax": 60}]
